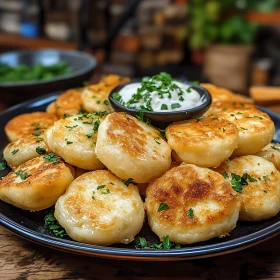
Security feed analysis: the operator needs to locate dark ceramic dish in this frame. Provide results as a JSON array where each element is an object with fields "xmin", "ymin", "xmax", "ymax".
[
  {"xmin": 109, "ymin": 80, "xmax": 212, "ymax": 128},
  {"xmin": 0, "ymin": 92, "xmax": 279, "ymax": 261},
  {"xmin": 0, "ymin": 49, "xmax": 96, "ymax": 106}
]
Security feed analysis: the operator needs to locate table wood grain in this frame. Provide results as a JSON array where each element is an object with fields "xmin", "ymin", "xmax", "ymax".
[{"xmin": 0, "ymin": 225, "xmax": 279, "ymax": 280}]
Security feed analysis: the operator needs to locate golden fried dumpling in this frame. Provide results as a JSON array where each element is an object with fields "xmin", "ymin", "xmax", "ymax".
[
  {"xmin": 204, "ymin": 101, "xmax": 255, "ymax": 117},
  {"xmin": 45, "ymin": 113, "xmax": 105, "ymax": 170},
  {"xmin": 216, "ymin": 155, "xmax": 280, "ymax": 221},
  {"xmin": 3, "ymin": 134, "xmax": 49, "ymax": 168},
  {"xmin": 212, "ymin": 107, "xmax": 275, "ymax": 156},
  {"xmin": 0, "ymin": 155, "xmax": 74, "ymax": 211},
  {"xmin": 55, "ymin": 88, "xmax": 84, "ymax": 118},
  {"xmin": 95, "ymin": 112, "xmax": 172, "ymax": 183},
  {"xmin": 201, "ymin": 83, "xmax": 254, "ymax": 104},
  {"xmin": 55, "ymin": 170, "xmax": 145, "ymax": 246},
  {"xmin": 81, "ymin": 75, "xmax": 130, "ymax": 113},
  {"xmin": 145, "ymin": 164, "xmax": 240, "ymax": 244},
  {"xmin": 46, "ymin": 101, "xmax": 57, "ymax": 114},
  {"xmin": 81, "ymin": 84, "xmax": 114, "ymax": 113},
  {"xmin": 255, "ymin": 143, "xmax": 280, "ymax": 171},
  {"xmin": 99, "ymin": 74, "xmax": 130, "ymax": 87},
  {"xmin": 4, "ymin": 112, "xmax": 58, "ymax": 142},
  {"xmin": 166, "ymin": 117, "xmax": 239, "ymax": 167}
]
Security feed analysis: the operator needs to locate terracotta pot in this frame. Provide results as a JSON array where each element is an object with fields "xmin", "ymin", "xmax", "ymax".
[{"xmin": 203, "ymin": 44, "xmax": 254, "ymax": 93}]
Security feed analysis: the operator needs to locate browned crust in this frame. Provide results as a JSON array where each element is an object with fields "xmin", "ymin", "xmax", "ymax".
[
  {"xmin": 166, "ymin": 117, "xmax": 238, "ymax": 147},
  {"xmin": 146, "ymin": 164, "xmax": 239, "ymax": 227},
  {"xmin": 4, "ymin": 112, "xmax": 58, "ymax": 141}
]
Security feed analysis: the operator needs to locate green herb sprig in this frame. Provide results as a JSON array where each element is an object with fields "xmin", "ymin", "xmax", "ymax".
[
  {"xmin": 134, "ymin": 235, "xmax": 180, "ymax": 250},
  {"xmin": 44, "ymin": 212, "xmax": 68, "ymax": 238}
]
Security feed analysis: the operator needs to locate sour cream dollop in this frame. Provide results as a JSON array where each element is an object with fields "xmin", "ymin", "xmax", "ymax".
[{"xmin": 114, "ymin": 73, "xmax": 204, "ymax": 112}]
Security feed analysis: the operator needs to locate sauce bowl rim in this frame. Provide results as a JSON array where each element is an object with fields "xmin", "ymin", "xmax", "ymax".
[{"xmin": 109, "ymin": 79, "xmax": 212, "ymax": 115}]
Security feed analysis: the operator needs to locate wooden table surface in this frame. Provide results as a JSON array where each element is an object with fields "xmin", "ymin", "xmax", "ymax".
[
  {"xmin": 1, "ymin": 104, "xmax": 280, "ymax": 280},
  {"xmin": 0, "ymin": 225, "xmax": 279, "ymax": 280}
]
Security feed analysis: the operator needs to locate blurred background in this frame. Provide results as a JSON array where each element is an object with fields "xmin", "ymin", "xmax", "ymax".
[{"xmin": 0, "ymin": 0, "xmax": 280, "ymax": 109}]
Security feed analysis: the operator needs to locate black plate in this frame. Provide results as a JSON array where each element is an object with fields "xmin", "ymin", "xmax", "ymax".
[
  {"xmin": 0, "ymin": 92, "xmax": 280, "ymax": 261},
  {"xmin": 0, "ymin": 49, "xmax": 96, "ymax": 106}
]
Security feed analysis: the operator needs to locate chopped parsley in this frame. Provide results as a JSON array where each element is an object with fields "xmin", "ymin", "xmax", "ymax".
[
  {"xmin": 241, "ymin": 127, "xmax": 247, "ymax": 130},
  {"xmin": 154, "ymin": 139, "xmax": 161, "ymax": 145},
  {"xmin": 136, "ymin": 111, "xmax": 144, "ymax": 121},
  {"xmin": 228, "ymin": 173, "xmax": 257, "ymax": 193},
  {"xmin": 86, "ymin": 133, "xmax": 93, "ymax": 138},
  {"xmin": 66, "ymin": 141, "xmax": 73, "ymax": 145},
  {"xmin": 187, "ymin": 208, "xmax": 194, "ymax": 218},
  {"xmin": 103, "ymin": 100, "xmax": 109, "ymax": 106},
  {"xmin": 11, "ymin": 149, "xmax": 19, "ymax": 155},
  {"xmin": 0, "ymin": 159, "xmax": 7, "ymax": 171},
  {"xmin": 123, "ymin": 178, "xmax": 134, "ymax": 187},
  {"xmin": 33, "ymin": 131, "xmax": 41, "ymax": 136},
  {"xmin": 65, "ymin": 125, "xmax": 78, "ymax": 131},
  {"xmin": 36, "ymin": 147, "xmax": 47, "ymax": 155},
  {"xmin": 44, "ymin": 153, "xmax": 60, "ymax": 164},
  {"xmin": 44, "ymin": 212, "xmax": 68, "ymax": 238},
  {"xmin": 32, "ymin": 122, "xmax": 41, "ymax": 130},
  {"xmin": 93, "ymin": 119, "xmax": 101, "ymax": 134},
  {"xmin": 97, "ymin": 185, "xmax": 106, "ymax": 190},
  {"xmin": 222, "ymin": 172, "xmax": 229, "ymax": 179},
  {"xmin": 15, "ymin": 169, "xmax": 29, "ymax": 180},
  {"xmin": 92, "ymin": 191, "xmax": 95, "ymax": 200},
  {"xmin": 134, "ymin": 235, "xmax": 180, "ymax": 250},
  {"xmin": 157, "ymin": 202, "xmax": 169, "ymax": 212},
  {"xmin": 157, "ymin": 128, "xmax": 166, "ymax": 140},
  {"xmin": 35, "ymin": 138, "xmax": 44, "ymax": 143},
  {"xmin": 162, "ymin": 235, "xmax": 172, "ymax": 249},
  {"xmin": 186, "ymin": 87, "xmax": 192, "ymax": 93},
  {"xmin": 112, "ymin": 92, "xmax": 122, "ymax": 102},
  {"xmin": 243, "ymin": 173, "xmax": 258, "ymax": 182},
  {"xmin": 161, "ymin": 104, "xmax": 168, "ymax": 110},
  {"xmin": 271, "ymin": 145, "xmax": 280, "ymax": 151},
  {"xmin": 101, "ymin": 189, "xmax": 110, "ymax": 195},
  {"xmin": 62, "ymin": 114, "xmax": 69, "ymax": 119},
  {"xmin": 171, "ymin": 103, "xmax": 181, "ymax": 109}
]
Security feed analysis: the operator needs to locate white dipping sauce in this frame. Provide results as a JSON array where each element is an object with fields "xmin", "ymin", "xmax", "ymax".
[{"xmin": 118, "ymin": 81, "xmax": 204, "ymax": 112}]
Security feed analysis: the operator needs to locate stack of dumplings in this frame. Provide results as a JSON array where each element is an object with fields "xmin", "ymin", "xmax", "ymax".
[{"xmin": 1, "ymin": 78, "xmax": 279, "ymax": 247}]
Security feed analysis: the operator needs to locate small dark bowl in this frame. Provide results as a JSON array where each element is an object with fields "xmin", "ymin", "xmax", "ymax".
[
  {"xmin": 0, "ymin": 49, "xmax": 97, "ymax": 106},
  {"xmin": 109, "ymin": 80, "xmax": 212, "ymax": 128}
]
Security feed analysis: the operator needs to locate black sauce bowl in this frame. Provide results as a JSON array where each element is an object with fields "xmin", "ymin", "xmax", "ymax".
[
  {"xmin": 109, "ymin": 80, "xmax": 212, "ymax": 128},
  {"xmin": 0, "ymin": 49, "xmax": 96, "ymax": 106}
]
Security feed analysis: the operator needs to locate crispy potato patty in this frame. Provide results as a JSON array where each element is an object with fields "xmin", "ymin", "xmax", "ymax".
[
  {"xmin": 0, "ymin": 156, "xmax": 74, "ymax": 211},
  {"xmin": 216, "ymin": 155, "xmax": 280, "ymax": 221},
  {"xmin": 5, "ymin": 112, "xmax": 58, "ymax": 142},
  {"xmin": 166, "ymin": 117, "xmax": 239, "ymax": 167},
  {"xmin": 212, "ymin": 107, "xmax": 275, "ymax": 156},
  {"xmin": 3, "ymin": 135, "xmax": 49, "ymax": 168},
  {"xmin": 55, "ymin": 170, "xmax": 145, "ymax": 246},
  {"xmin": 145, "ymin": 164, "xmax": 240, "ymax": 244},
  {"xmin": 95, "ymin": 112, "xmax": 172, "ymax": 183},
  {"xmin": 45, "ymin": 113, "xmax": 105, "ymax": 170}
]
